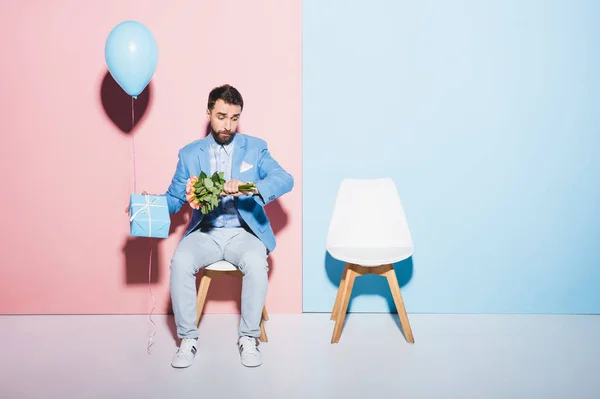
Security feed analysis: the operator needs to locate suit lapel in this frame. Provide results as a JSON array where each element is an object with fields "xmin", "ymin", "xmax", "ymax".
[
  {"xmin": 231, "ymin": 134, "xmax": 247, "ymax": 181},
  {"xmin": 197, "ymin": 137, "xmax": 210, "ymax": 176}
]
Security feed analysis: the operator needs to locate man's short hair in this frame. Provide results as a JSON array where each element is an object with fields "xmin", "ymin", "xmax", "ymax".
[{"xmin": 207, "ymin": 84, "xmax": 244, "ymax": 111}]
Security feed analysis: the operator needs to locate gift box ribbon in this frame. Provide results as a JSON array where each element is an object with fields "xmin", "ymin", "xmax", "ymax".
[{"xmin": 129, "ymin": 195, "xmax": 167, "ymax": 237}]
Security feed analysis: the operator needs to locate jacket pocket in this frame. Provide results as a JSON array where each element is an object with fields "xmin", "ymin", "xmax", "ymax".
[{"xmin": 237, "ymin": 197, "xmax": 269, "ymax": 232}]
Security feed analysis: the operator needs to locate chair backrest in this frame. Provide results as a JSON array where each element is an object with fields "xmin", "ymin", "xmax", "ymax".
[{"xmin": 326, "ymin": 178, "xmax": 413, "ymax": 252}]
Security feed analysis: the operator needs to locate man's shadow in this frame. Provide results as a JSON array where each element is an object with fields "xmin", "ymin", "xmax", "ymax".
[{"xmin": 325, "ymin": 252, "xmax": 414, "ymax": 337}]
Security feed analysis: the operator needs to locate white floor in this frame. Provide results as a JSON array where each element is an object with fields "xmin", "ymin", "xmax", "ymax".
[{"xmin": 1, "ymin": 313, "xmax": 599, "ymax": 398}]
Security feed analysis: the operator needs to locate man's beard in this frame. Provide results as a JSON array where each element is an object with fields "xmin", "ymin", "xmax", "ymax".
[{"xmin": 211, "ymin": 129, "xmax": 235, "ymax": 145}]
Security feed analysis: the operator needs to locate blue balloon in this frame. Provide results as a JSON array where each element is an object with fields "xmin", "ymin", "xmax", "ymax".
[{"xmin": 105, "ymin": 21, "xmax": 158, "ymax": 98}]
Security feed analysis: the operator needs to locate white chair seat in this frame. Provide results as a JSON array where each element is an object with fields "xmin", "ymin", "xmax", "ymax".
[
  {"xmin": 327, "ymin": 246, "xmax": 413, "ymax": 266},
  {"xmin": 205, "ymin": 260, "xmax": 238, "ymax": 272}
]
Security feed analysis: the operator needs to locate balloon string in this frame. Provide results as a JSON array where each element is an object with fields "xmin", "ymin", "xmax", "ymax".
[
  {"xmin": 147, "ymin": 245, "xmax": 157, "ymax": 354},
  {"xmin": 131, "ymin": 96, "xmax": 157, "ymax": 354},
  {"xmin": 131, "ymin": 96, "xmax": 137, "ymax": 193}
]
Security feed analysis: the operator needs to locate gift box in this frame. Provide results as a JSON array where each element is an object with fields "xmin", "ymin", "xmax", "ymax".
[{"xmin": 128, "ymin": 194, "xmax": 171, "ymax": 238}]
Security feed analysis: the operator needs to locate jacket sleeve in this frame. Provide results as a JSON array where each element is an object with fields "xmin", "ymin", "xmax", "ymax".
[
  {"xmin": 253, "ymin": 142, "xmax": 294, "ymax": 207},
  {"xmin": 164, "ymin": 149, "xmax": 188, "ymax": 214}
]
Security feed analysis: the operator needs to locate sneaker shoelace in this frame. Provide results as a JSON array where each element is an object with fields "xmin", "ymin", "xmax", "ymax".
[
  {"xmin": 177, "ymin": 339, "xmax": 196, "ymax": 356},
  {"xmin": 240, "ymin": 337, "xmax": 259, "ymax": 355}
]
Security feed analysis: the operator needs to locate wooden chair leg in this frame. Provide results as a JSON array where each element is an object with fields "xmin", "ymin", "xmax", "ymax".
[
  {"xmin": 259, "ymin": 318, "xmax": 268, "ymax": 342},
  {"xmin": 262, "ymin": 306, "xmax": 269, "ymax": 321},
  {"xmin": 331, "ymin": 267, "xmax": 357, "ymax": 343},
  {"xmin": 331, "ymin": 263, "xmax": 350, "ymax": 321},
  {"xmin": 383, "ymin": 265, "xmax": 415, "ymax": 343},
  {"xmin": 328, "ymin": 263, "xmax": 415, "ymax": 344},
  {"xmin": 195, "ymin": 270, "xmax": 214, "ymax": 326}
]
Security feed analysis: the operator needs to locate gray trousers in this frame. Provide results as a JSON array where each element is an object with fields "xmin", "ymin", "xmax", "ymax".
[{"xmin": 169, "ymin": 227, "xmax": 268, "ymax": 339}]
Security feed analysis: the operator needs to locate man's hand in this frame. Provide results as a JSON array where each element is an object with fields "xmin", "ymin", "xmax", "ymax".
[
  {"xmin": 221, "ymin": 179, "xmax": 257, "ymax": 197},
  {"xmin": 124, "ymin": 191, "xmax": 150, "ymax": 213}
]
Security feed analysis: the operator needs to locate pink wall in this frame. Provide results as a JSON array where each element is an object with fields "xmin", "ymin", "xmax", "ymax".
[{"xmin": 0, "ymin": 1, "xmax": 302, "ymax": 314}]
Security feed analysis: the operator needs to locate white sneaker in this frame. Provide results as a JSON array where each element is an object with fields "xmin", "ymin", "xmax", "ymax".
[
  {"xmin": 238, "ymin": 336, "xmax": 262, "ymax": 367},
  {"xmin": 171, "ymin": 338, "xmax": 198, "ymax": 368}
]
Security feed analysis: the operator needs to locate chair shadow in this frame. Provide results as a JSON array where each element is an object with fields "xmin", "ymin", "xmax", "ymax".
[{"xmin": 325, "ymin": 252, "xmax": 414, "ymax": 339}]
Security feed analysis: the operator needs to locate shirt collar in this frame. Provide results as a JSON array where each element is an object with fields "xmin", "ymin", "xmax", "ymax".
[{"xmin": 207, "ymin": 132, "xmax": 236, "ymax": 154}]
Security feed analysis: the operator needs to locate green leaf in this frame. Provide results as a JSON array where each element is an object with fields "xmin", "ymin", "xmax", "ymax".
[
  {"xmin": 200, "ymin": 171, "xmax": 207, "ymax": 179},
  {"xmin": 204, "ymin": 178, "xmax": 213, "ymax": 189}
]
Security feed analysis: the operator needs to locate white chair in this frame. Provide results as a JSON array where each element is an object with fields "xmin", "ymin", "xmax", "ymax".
[
  {"xmin": 327, "ymin": 178, "xmax": 415, "ymax": 344},
  {"xmin": 195, "ymin": 260, "xmax": 269, "ymax": 342}
]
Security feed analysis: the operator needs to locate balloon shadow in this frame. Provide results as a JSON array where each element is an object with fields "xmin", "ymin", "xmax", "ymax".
[{"xmin": 100, "ymin": 70, "xmax": 152, "ymax": 134}]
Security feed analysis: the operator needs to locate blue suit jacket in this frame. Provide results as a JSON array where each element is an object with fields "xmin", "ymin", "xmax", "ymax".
[{"xmin": 164, "ymin": 133, "xmax": 294, "ymax": 252}]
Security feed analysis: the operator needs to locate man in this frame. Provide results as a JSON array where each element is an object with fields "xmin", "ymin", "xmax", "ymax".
[{"xmin": 134, "ymin": 84, "xmax": 293, "ymax": 368}]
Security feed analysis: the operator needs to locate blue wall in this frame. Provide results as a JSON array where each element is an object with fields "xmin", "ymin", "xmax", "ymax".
[{"xmin": 302, "ymin": 0, "xmax": 600, "ymax": 313}]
